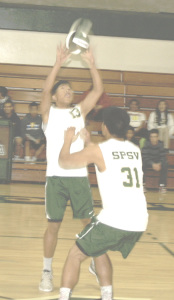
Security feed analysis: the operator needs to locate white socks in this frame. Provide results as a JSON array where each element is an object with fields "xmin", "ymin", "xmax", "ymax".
[
  {"xmin": 101, "ymin": 285, "xmax": 113, "ymax": 300},
  {"xmin": 43, "ymin": 257, "xmax": 53, "ymax": 272},
  {"xmin": 59, "ymin": 287, "xmax": 71, "ymax": 300},
  {"xmin": 58, "ymin": 285, "xmax": 112, "ymax": 300}
]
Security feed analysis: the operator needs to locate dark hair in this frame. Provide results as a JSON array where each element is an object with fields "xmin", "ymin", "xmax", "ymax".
[
  {"xmin": 29, "ymin": 101, "xmax": 38, "ymax": 108},
  {"xmin": 127, "ymin": 125, "xmax": 134, "ymax": 132},
  {"xmin": 156, "ymin": 99, "xmax": 168, "ymax": 125},
  {"xmin": 0, "ymin": 86, "xmax": 8, "ymax": 97},
  {"xmin": 51, "ymin": 80, "xmax": 71, "ymax": 95},
  {"xmin": 3, "ymin": 99, "xmax": 14, "ymax": 107},
  {"xmin": 149, "ymin": 129, "xmax": 159, "ymax": 135},
  {"xmin": 102, "ymin": 106, "xmax": 130, "ymax": 138},
  {"xmin": 129, "ymin": 98, "xmax": 140, "ymax": 108}
]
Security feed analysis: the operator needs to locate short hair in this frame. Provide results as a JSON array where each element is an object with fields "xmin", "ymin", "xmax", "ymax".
[
  {"xmin": 0, "ymin": 86, "xmax": 8, "ymax": 97},
  {"xmin": 129, "ymin": 98, "xmax": 140, "ymax": 108},
  {"xmin": 149, "ymin": 129, "xmax": 159, "ymax": 135},
  {"xmin": 127, "ymin": 125, "xmax": 135, "ymax": 132},
  {"xmin": 102, "ymin": 106, "xmax": 130, "ymax": 138},
  {"xmin": 29, "ymin": 101, "xmax": 38, "ymax": 108},
  {"xmin": 3, "ymin": 99, "xmax": 14, "ymax": 107},
  {"xmin": 51, "ymin": 80, "xmax": 71, "ymax": 95}
]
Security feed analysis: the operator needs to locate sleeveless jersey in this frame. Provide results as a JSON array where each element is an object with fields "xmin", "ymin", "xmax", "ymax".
[
  {"xmin": 96, "ymin": 139, "xmax": 148, "ymax": 231},
  {"xmin": 44, "ymin": 105, "xmax": 88, "ymax": 177}
]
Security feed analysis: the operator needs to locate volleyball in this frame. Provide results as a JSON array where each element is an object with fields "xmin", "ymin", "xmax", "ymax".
[{"xmin": 66, "ymin": 18, "xmax": 93, "ymax": 55}]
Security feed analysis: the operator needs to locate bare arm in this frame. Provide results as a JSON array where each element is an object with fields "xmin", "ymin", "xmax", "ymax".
[
  {"xmin": 79, "ymin": 49, "xmax": 103, "ymax": 117},
  {"xmin": 59, "ymin": 127, "xmax": 106, "ymax": 171},
  {"xmin": 41, "ymin": 44, "xmax": 70, "ymax": 124}
]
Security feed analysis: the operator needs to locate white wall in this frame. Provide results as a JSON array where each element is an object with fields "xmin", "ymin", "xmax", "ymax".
[{"xmin": 0, "ymin": 29, "xmax": 174, "ymax": 74}]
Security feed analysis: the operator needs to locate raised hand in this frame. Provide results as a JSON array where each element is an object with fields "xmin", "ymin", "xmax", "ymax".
[
  {"xmin": 80, "ymin": 128, "xmax": 91, "ymax": 145},
  {"xmin": 81, "ymin": 48, "xmax": 95, "ymax": 67},
  {"xmin": 56, "ymin": 43, "xmax": 71, "ymax": 66},
  {"xmin": 64, "ymin": 127, "xmax": 79, "ymax": 143}
]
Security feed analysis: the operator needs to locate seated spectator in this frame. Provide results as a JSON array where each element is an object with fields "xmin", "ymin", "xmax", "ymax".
[
  {"xmin": 0, "ymin": 86, "xmax": 10, "ymax": 116},
  {"xmin": 142, "ymin": 129, "xmax": 168, "ymax": 193},
  {"xmin": 125, "ymin": 126, "xmax": 139, "ymax": 146},
  {"xmin": 2, "ymin": 99, "xmax": 23, "ymax": 159},
  {"xmin": 127, "ymin": 99, "xmax": 148, "ymax": 146},
  {"xmin": 21, "ymin": 102, "xmax": 46, "ymax": 162},
  {"xmin": 147, "ymin": 99, "xmax": 174, "ymax": 151}
]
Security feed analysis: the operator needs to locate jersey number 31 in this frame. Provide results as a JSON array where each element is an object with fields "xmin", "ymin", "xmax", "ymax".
[{"xmin": 121, "ymin": 167, "xmax": 140, "ymax": 188}]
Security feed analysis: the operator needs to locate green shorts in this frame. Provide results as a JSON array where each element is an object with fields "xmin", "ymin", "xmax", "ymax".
[
  {"xmin": 45, "ymin": 176, "xmax": 94, "ymax": 221},
  {"xmin": 76, "ymin": 216, "xmax": 143, "ymax": 258}
]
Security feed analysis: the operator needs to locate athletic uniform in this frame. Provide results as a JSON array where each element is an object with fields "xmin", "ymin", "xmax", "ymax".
[
  {"xmin": 76, "ymin": 139, "xmax": 148, "ymax": 258},
  {"xmin": 43, "ymin": 105, "xmax": 93, "ymax": 221}
]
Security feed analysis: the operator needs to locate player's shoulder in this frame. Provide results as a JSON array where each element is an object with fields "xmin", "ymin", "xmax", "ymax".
[{"xmin": 87, "ymin": 142, "xmax": 100, "ymax": 151}]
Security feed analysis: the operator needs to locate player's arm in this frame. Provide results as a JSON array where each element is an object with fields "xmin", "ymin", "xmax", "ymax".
[
  {"xmin": 41, "ymin": 44, "xmax": 70, "ymax": 124},
  {"xmin": 59, "ymin": 127, "xmax": 105, "ymax": 171},
  {"xmin": 79, "ymin": 49, "xmax": 103, "ymax": 118}
]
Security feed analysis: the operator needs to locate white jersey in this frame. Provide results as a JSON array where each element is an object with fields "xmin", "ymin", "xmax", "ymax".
[
  {"xmin": 127, "ymin": 111, "xmax": 146, "ymax": 128},
  {"xmin": 147, "ymin": 111, "xmax": 174, "ymax": 136},
  {"xmin": 96, "ymin": 139, "xmax": 148, "ymax": 232},
  {"xmin": 44, "ymin": 105, "xmax": 88, "ymax": 177}
]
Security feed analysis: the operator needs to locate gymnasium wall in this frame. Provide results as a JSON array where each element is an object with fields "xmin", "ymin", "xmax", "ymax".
[{"xmin": 0, "ymin": 29, "xmax": 174, "ymax": 74}]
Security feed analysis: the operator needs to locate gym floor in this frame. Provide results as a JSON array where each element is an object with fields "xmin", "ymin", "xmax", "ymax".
[{"xmin": 0, "ymin": 183, "xmax": 173, "ymax": 300}]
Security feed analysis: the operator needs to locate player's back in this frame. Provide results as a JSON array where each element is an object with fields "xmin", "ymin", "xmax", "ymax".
[{"xmin": 96, "ymin": 138, "xmax": 148, "ymax": 231}]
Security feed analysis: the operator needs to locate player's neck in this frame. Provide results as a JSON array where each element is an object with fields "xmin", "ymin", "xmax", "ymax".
[
  {"xmin": 56, "ymin": 103, "xmax": 71, "ymax": 109},
  {"xmin": 104, "ymin": 131, "xmax": 124, "ymax": 142},
  {"xmin": 112, "ymin": 136, "xmax": 124, "ymax": 142}
]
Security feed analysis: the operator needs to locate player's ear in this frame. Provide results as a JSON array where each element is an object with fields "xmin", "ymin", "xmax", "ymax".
[
  {"xmin": 52, "ymin": 94, "xmax": 56, "ymax": 101},
  {"xmin": 101, "ymin": 122, "xmax": 107, "ymax": 135}
]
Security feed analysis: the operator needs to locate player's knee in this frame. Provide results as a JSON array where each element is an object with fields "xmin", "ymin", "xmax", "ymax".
[
  {"xmin": 68, "ymin": 244, "xmax": 87, "ymax": 263},
  {"xmin": 81, "ymin": 218, "xmax": 91, "ymax": 227},
  {"xmin": 47, "ymin": 221, "xmax": 61, "ymax": 234}
]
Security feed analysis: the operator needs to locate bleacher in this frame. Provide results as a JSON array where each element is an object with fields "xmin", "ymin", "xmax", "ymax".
[{"xmin": 0, "ymin": 63, "xmax": 174, "ymax": 189}]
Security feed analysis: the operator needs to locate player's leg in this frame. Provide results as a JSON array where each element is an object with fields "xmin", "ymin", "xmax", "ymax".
[
  {"xmin": 59, "ymin": 243, "xmax": 88, "ymax": 300},
  {"xmin": 43, "ymin": 220, "xmax": 62, "ymax": 258},
  {"xmin": 81, "ymin": 217, "xmax": 91, "ymax": 227},
  {"xmin": 94, "ymin": 254, "xmax": 113, "ymax": 300},
  {"xmin": 69, "ymin": 177, "xmax": 94, "ymax": 226},
  {"xmin": 60, "ymin": 218, "xmax": 112, "ymax": 300},
  {"xmin": 39, "ymin": 221, "xmax": 62, "ymax": 292},
  {"xmin": 39, "ymin": 177, "xmax": 68, "ymax": 292},
  {"xmin": 94, "ymin": 253, "xmax": 112, "ymax": 286},
  {"xmin": 59, "ymin": 246, "xmax": 113, "ymax": 300}
]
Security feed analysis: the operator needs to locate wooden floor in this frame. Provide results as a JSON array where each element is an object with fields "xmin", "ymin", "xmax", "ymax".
[{"xmin": 0, "ymin": 182, "xmax": 174, "ymax": 300}]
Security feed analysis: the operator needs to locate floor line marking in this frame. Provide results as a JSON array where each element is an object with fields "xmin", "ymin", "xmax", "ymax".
[
  {"xmin": 159, "ymin": 242, "xmax": 174, "ymax": 256},
  {"xmin": 17, "ymin": 296, "xmax": 152, "ymax": 300}
]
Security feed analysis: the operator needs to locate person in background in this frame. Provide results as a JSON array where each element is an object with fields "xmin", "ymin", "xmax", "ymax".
[
  {"xmin": 58, "ymin": 107, "xmax": 148, "ymax": 300},
  {"xmin": 0, "ymin": 86, "xmax": 10, "ymax": 116},
  {"xmin": 147, "ymin": 99, "xmax": 174, "ymax": 151},
  {"xmin": 2, "ymin": 99, "xmax": 23, "ymax": 159},
  {"xmin": 125, "ymin": 125, "xmax": 139, "ymax": 146},
  {"xmin": 142, "ymin": 129, "xmax": 168, "ymax": 193},
  {"xmin": 21, "ymin": 102, "xmax": 46, "ymax": 162},
  {"xmin": 127, "ymin": 99, "xmax": 148, "ymax": 148}
]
